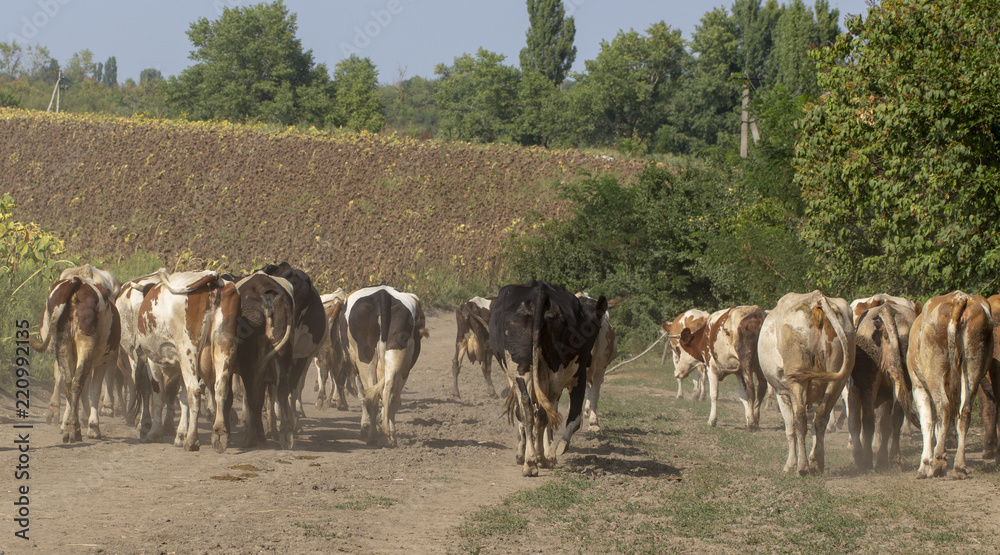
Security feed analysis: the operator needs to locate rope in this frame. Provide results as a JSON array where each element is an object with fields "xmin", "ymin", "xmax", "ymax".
[{"xmin": 605, "ymin": 331, "xmax": 669, "ymax": 376}]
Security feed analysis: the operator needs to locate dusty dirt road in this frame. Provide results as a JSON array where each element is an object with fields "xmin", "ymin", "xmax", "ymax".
[{"xmin": 1, "ymin": 309, "xmax": 612, "ymax": 554}]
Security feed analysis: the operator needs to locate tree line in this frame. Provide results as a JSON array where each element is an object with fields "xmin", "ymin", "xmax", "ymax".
[{"xmin": 0, "ymin": 0, "xmax": 839, "ymax": 151}]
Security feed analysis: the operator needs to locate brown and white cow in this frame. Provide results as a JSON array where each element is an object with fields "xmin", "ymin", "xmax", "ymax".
[
  {"xmin": 978, "ymin": 294, "xmax": 1000, "ymax": 461},
  {"xmin": 490, "ymin": 280, "xmax": 607, "ymax": 477},
  {"xmin": 135, "ymin": 270, "xmax": 241, "ymax": 452},
  {"xmin": 339, "ymin": 286, "xmax": 427, "ymax": 447},
  {"xmin": 44, "ymin": 264, "xmax": 118, "ymax": 426},
  {"xmin": 758, "ymin": 291, "xmax": 855, "ymax": 475},
  {"xmin": 832, "ymin": 294, "xmax": 923, "ymax": 435},
  {"xmin": 703, "ymin": 305, "xmax": 767, "ymax": 431},
  {"xmin": 451, "ymin": 296, "xmax": 498, "ymax": 399},
  {"xmin": 906, "ymin": 291, "xmax": 993, "ymax": 479},
  {"xmin": 314, "ymin": 289, "xmax": 356, "ymax": 411},
  {"xmin": 847, "ymin": 300, "xmax": 917, "ymax": 470},
  {"xmin": 114, "ymin": 270, "xmax": 165, "ymax": 436},
  {"xmin": 30, "ymin": 276, "xmax": 120, "ymax": 443},
  {"xmin": 661, "ymin": 309, "xmax": 710, "ymax": 400},
  {"xmin": 233, "ymin": 272, "xmax": 296, "ymax": 449},
  {"xmin": 577, "ymin": 292, "xmax": 617, "ymax": 433}
]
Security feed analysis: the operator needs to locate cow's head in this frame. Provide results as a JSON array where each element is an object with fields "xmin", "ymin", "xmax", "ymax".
[{"xmin": 672, "ymin": 327, "xmax": 707, "ymax": 379}]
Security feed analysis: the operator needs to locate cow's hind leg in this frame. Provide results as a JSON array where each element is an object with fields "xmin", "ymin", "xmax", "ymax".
[
  {"xmin": 775, "ymin": 393, "xmax": 798, "ymax": 473},
  {"xmin": 912, "ymin": 384, "xmax": 937, "ymax": 478},
  {"xmin": 48, "ymin": 360, "xmax": 62, "ymax": 425},
  {"xmin": 482, "ymin": 356, "xmax": 499, "ymax": 399},
  {"xmin": 451, "ymin": 343, "xmax": 466, "ymax": 398},
  {"xmin": 516, "ymin": 376, "xmax": 539, "ymax": 477},
  {"xmin": 173, "ymin": 382, "xmax": 191, "ymax": 449},
  {"xmin": 86, "ymin": 360, "xmax": 110, "ymax": 439}
]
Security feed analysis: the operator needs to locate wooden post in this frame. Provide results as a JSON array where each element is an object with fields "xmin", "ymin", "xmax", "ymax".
[
  {"xmin": 46, "ymin": 71, "xmax": 62, "ymax": 113},
  {"xmin": 739, "ymin": 76, "xmax": 761, "ymax": 158},
  {"xmin": 741, "ymin": 86, "xmax": 750, "ymax": 158}
]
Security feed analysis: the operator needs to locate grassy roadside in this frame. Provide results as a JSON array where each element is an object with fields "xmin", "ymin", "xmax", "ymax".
[{"xmin": 454, "ymin": 358, "xmax": 1000, "ymax": 554}]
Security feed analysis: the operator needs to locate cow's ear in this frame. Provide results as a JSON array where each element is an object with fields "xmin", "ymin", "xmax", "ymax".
[
  {"xmin": 913, "ymin": 302, "xmax": 922, "ymax": 316},
  {"xmin": 607, "ymin": 297, "xmax": 624, "ymax": 309},
  {"xmin": 596, "ymin": 295, "xmax": 608, "ymax": 316},
  {"xmin": 680, "ymin": 327, "xmax": 693, "ymax": 345}
]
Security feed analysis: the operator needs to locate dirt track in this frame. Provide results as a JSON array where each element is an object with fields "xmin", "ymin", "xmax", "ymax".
[{"xmin": 0, "ymin": 309, "xmax": 612, "ymax": 554}]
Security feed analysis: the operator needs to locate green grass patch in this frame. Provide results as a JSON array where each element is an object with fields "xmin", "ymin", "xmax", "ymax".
[
  {"xmin": 453, "ymin": 360, "xmax": 1000, "ymax": 553},
  {"xmin": 332, "ymin": 492, "xmax": 396, "ymax": 511}
]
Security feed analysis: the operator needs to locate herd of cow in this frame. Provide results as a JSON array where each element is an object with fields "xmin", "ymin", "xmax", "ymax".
[
  {"xmin": 662, "ymin": 291, "xmax": 1000, "ymax": 479},
  {"xmin": 27, "ymin": 261, "xmax": 1000, "ymax": 479},
  {"xmin": 27, "ymin": 263, "xmax": 618, "ymax": 477}
]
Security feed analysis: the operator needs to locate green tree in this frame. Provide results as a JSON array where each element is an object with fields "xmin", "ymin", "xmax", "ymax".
[
  {"xmin": 435, "ymin": 49, "xmax": 521, "ymax": 143},
  {"xmin": 379, "ymin": 74, "xmax": 439, "ymax": 137},
  {"xmin": 332, "ymin": 55, "xmax": 385, "ymax": 133},
  {"xmin": 166, "ymin": 0, "xmax": 334, "ymax": 126},
  {"xmin": 795, "ymin": 0, "xmax": 1000, "ymax": 296},
  {"xmin": 769, "ymin": 0, "xmax": 838, "ymax": 96},
  {"xmin": 64, "ymin": 49, "xmax": 95, "ymax": 83},
  {"xmin": 519, "ymin": 0, "xmax": 576, "ymax": 87},
  {"xmin": 573, "ymin": 22, "xmax": 687, "ymax": 147},
  {"xmin": 0, "ymin": 42, "xmax": 23, "ymax": 81},
  {"xmin": 102, "ymin": 56, "xmax": 117, "ymax": 88},
  {"xmin": 507, "ymin": 166, "xmax": 720, "ymax": 352},
  {"xmin": 139, "ymin": 68, "xmax": 163, "ymax": 86}
]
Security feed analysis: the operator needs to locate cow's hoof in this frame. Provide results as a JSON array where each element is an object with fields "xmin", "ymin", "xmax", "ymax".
[
  {"xmin": 953, "ymin": 467, "xmax": 969, "ymax": 480},
  {"xmin": 279, "ymin": 431, "xmax": 295, "ymax": 450},
  {"xmin": 174, "ymin": 435, "xmax": 185, "ymax": 448},
  {"xmin": 184, "ymin": 440, "xmax": 200, "ymax": 452},
  {"xmin": 336, "ymin": 401, "xmax": 349, "ymax": 412},
  {"xmin": 554, "ymin": 439, "xmax": 570, "ymax": 456},
  {"xmin": 796, "ymin": 468, "xmax": 809, "ymax": 477},
  {"xmin": 71, "ymin": 429, "xmax": 83, "ymax": 442},
  {"xmin": 100, "ymin": 406, "xmax": 113, "ymax": 417},
  {"xmin": 46, "ymin": 412, "xmax": 55, "ymax": 425},
  {"xmin": 708, "ymin": 418, "xmax": 718, "ymax": 427},
  {"xmin": 212, "ymin": 432, "xmax": 229, "ymax": 454},
  {"xmin": 88, "ymin": 427, "xmax": 101, "ymax": 440},
  {"xmin": 588, "ymin": 424, "xmax": 601, "ymax": 433},
  {"xmin": 62, "ymin": 433, "xmax": 71, "ymax": 443},
  {"xmin": 316, "ymin": 398, "xmax": 326, "ymax": 410},
  {"xmin": 522, "ymin": 462, "xmax": 539, "ymax": 477},
  {"xmin": 516, "ymin": 454, "xmax": 525, "ymax": 465}
]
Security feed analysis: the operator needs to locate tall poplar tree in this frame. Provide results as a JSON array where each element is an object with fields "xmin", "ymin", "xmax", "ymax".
[{"xmin": 519, "ymin": 0, "xmax": 576, "ymax": 87}]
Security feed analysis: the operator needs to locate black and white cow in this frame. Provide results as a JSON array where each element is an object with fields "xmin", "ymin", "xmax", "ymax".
[
  {"xmin": 339, "ymin": 286, "xmax": 427, "ymax": 447},
  {"xmin": 451, "ymin": 296, "xmax": 498, "ymax": 399},
  {"xmin": 490, "ymin": 280, "xmax": 607, "ymax": 477},
  {"xmin": 234, "ymin": 272, "xmax": 296, "ymax": 448},
  {"xmin": 260, "ymin": 262, "xmax": 327, "ymax": 435}
]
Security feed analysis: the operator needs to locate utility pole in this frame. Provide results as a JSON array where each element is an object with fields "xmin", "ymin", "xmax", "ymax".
[
  {"xmin": 46, "ymin": 70, "xmax": 63, "ymax": 113},
  {"xmin": 739, "ymin": 74, "xmax": 762, "ymax": 158}
]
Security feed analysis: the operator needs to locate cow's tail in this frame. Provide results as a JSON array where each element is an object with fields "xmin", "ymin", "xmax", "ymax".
[
  {"xmin": 259, "ymin": 292, "xmax": 294, "ymax": 369},
  {"xmin": 363, "ymin": 292, "xmax": 393, "ymax": 406},
  {"xmin": 530, "ymin": 286, "xmax": 560, "ymax": 430},
  {"xmin": 876, "ymin": 310, "xmax": 918, "ymax": 427},
  {"xmin": 947, "ymin": 293, "xmax": 969, "ymax": 390},
  {"xmin": 28, "ymin": 278, "xmax": 78, "ymax": 352},
  {"xmin": 788, "ymin": 296, "xmax": 852, "ymax": 385},
  {"xmin": 737, "ymin": 306, "xmax": 766, "ymax": 391}
]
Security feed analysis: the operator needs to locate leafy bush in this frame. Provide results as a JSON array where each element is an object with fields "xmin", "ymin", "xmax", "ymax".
[{"xmin": 505, "ymin": 165, "xmax": 721, "ymax": 353}]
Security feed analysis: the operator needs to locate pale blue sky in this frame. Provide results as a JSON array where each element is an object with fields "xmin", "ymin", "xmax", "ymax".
[{"xmin": 3, "ymin": 0, "xmax": 872, "ymax": 83}]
